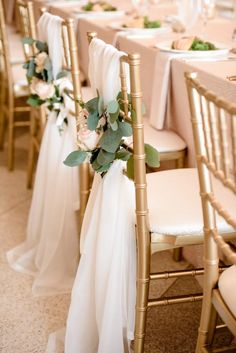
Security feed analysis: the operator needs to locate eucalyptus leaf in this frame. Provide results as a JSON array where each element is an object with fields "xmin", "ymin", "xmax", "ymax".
[
  {"xmin": 85, "ymin": 97, "xmax": 99, "ymax": 113},
  {"xmin": 109, "ymin": 111, "xmax": 119, "ymax": 124},
  {"xmin": 87, "ymin": 111, "xmax": 99, "ymax": 131},
  {"xmin": 35, "ymin": 40, "xmax": 48, "ymax": 52},
  {"xmin": 116, "ymin": 148, "xmax": 131, "ymax": 161},
  {"xmin": 27, "ymin": 59, "xmax": 35, "ymax": 78},
  {"xmin": 96, "ymin": 163, "xmax": 112, "ymax": 173},
  {"xmin": 99, "ymin": 128, "xmax": 122, "ymax": 153},
  {"xmin": 107, "ymin": 100, "xmax": 119, "ymax": 114},
  {"xmin": 63, "ymin": 150, "xmax": 87, "ymax": 167},
  {"xmin": 118, "ymin": 121, "xmax": 132, "ymax": 137},
  {"xmin": 27, "ymin": 95, "xmax": 44, "ymax": 107},
  {"xmin": 56, "ymin": 70, "xmax": 69, "ymax": 80},
  {"xmin": 110, "ymin": 120, "xmax": 118, "ymax": 131},
  {"xmin": 97, "ymin": 149, "xmax": 115, "ymax": 165},
  {"xmin": 145, "ymin": 143, "xmax": 160, "ymax": 168},
  {"xmin": 23, "ymin": 62, "xmax": 29, "ymax": 69},
  {"xmin": 92, "ymin": 158, "xmax": 101, "ymax": 171},
  {"xmin": 126, "ymin": 155, "xmax": 134, "ymax": 180},
  {"xmin": 22, "ymin": 37, "xmax": 34, "ymax": 45}
]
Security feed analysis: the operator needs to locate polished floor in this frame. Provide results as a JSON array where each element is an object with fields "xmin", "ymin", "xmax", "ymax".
[{"xmin": 0, "ymin": 131, "xmax": 233, "ymax": 353}]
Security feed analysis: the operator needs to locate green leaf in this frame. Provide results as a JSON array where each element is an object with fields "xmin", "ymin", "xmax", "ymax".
[
  {"xmin": 23, "ymin": 62, "xmax": 29, "ymax": 69},
  {"xmin": 126, "ymin": 155, "xmax": 134, "ymax": 180},
  {"xmin": 35, "ymin": 40, "xmax": 48, "ymax": 52},
  {"xmin": 43, "ymin": 57, "xmax": 53, "ymax": 82},
  {"xmin": 56, "ymin": 70, "xmax": 69, "ymax": 80},
  {"xmin": 110, "ymin": 120, "xmax": 118, "ymax": 131},
  {"xmin": 116, "ymin": 148, "xmax": 131, "ymax": 161},
  {"xmin": 85, "ymin": 97, "xmax": 99, "ymax": 113},
  {"xmin": 96, "ymin": 163, "xmax": 112, "ymax": 173},
  {"xmin": 27, "ymin": 94, "xmax": 44, "ymax": 107},
  {"xmin": 118, "ymin": 121, "xmax": 132, "ymax": 137},
  {"xmin": 107, "ymin": 100, "xmax": 119, "ymax": 114},
  {"xmin": 145, "ymin": 143, "xmax": 160, "ymax": 168},
  {"xmin": 97, "ymin": 149, "xmax": 115, "ymax": 165},
  {"xmin": 26, "ymin": 59, "xmax": 35, "ymax": 78},
  {"xmin": 63, "ymin": 150, "xmax": 87, "ymax": 167},
  {"xmin": 87, "ymin": 111, "xmax": 99, "ymax": 131},
  {"xmin": 91, "ymin": 158, "xmax": 101, "ymax": 171},
  {"xmin": 22, "ymin": 37, "xmax": 35, "ymax": 45},
  {"xmin": 99, "ymin": 128, "xmax": 122, "ymax": 153}
]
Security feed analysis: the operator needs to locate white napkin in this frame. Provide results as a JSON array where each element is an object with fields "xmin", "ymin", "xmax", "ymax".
[
  {"xmin": 150, "ymin": 51, "xmax": 189, "ymax": 129},
  {"xmin": 37, "ymin": 12, "xmax": 63, "ymax": 79}
]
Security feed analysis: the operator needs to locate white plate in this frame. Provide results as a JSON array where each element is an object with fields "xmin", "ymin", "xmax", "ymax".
[
  {"xmin": 155, "ymin": 40, "xmax": 229, "ymax": 57},
  {"xmin": 109, "ymin": 22, "xmax": 170, "ymax": 35}
]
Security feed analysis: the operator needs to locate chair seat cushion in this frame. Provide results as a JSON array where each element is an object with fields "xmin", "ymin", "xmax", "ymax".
[
  {"xmin": 147, "ymin": 169, "xmax": 235, "ymax": 242},
  {"xmin": 144, "ymin": 118, "xmax": 187, "ymax": 152},
  {"xmin": 218, "ymin": 265, "xmax": 236, "ymax": 317}
]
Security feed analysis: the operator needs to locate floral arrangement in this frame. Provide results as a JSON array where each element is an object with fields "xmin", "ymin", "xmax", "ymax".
[
  {"xmin": 64, "ymin": 92, "xmax": 160, "ymax": 179},
  {"xmin": 22, "ymin": 37, "xmax": 70, "ymax": 131},
  {"xmin": 82, "ymin": 1, "xmax": 117, "ymax": 11}
]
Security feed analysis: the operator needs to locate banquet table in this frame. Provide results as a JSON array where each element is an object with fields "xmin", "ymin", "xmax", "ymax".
[{"xmin": 33, "ymin": 0, "xmax": 236, "ymax": 167}]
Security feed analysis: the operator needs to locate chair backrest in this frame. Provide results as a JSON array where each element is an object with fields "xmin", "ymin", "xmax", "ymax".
[
  {"xmin": 0, "ymin": 0, "xmax": 14, "ymax": 96},
  {"xmin": 87, "ymin": 32, "xmax": 149, "ymax": 258},
  {"xmin": 16, "ymin": 0, "xmax": 37, "ymax": 59},
  {"xmin": 185, "ymin": 72, "xmax": 236, "ymax": 264}
]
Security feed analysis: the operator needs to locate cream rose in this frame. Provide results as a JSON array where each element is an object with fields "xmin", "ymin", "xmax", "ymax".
[
  {"xmin": 35, "ymin": 52, "xmax": 48, "ymax": 73},
  {"xmin": 77, "ymin": 125, "xmax": 100, "ymax": 151},
  {"xmin": 30, "ymin": 77, "xmax": 55, "ymax": 100}
]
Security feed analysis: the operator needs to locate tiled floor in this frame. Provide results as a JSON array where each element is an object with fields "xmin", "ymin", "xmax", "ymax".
[{"xmin": 0, "ymin": 131, "xmax": 233, "ymax": 353}]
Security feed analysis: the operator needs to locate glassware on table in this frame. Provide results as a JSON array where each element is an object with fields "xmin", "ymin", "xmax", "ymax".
[
  {"xmin": 131, "ymin": 0, "xmax": 150, "ymax": 16},
  {"xmin": 201, "ymin": 0, "xmax": 216, "ymax": 26},
  {"xmin": 176, "ymin": 0, "xmax": 202, "ymax": 31}
]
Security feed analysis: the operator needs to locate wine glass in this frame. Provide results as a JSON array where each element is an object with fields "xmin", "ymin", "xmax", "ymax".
[
  {"xmin": 131, "ymin": 0, "xmax": 150, "ymax": 16},
  {"xmin": 176, "ymin": 0, "xmax": 202, "ymax": 31},
  {"xmin": 201, "ymin": 0, "xmax": 216, "ymax": 26}
]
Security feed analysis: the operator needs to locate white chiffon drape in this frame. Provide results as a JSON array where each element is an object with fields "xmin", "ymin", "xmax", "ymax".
[
  {"xmin": 46, "ymin": 39, "xmax": 136, "ymax": 353},
  {"xmin": 6, "ymin": 13, "xmax": 80, "ymax": 296}
]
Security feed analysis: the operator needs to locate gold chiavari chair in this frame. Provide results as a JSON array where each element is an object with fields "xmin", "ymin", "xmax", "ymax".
[
  {"xmin": 61, "ymin": 17, "xmax": 92, "ymax": 231},
  {"xmin": 86, "ymin": 32, "xmax": 236, "ymax": 353},
  {"xmin": 16, "ymin": 0, "xmax": 45, "ymax": 188},
  {"xmin": 0, "ymin": 0, "xmax": 31, "ymax": 170},
  {"xmin": 185, "ymin": 72, "xmax": 236, "ymax": 353}
]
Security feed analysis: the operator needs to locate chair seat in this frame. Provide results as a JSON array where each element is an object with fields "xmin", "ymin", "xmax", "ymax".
[
  {"xmin": 147, "ymin": 169, "xmax": 236, "ymax": 248},
  {"xmin": 218, "ymin": 265, "xmax": 236, "ymax": 317},
  {"xmin": 144, "ymin": 118, "xmax": 187, "ymax": 153}
]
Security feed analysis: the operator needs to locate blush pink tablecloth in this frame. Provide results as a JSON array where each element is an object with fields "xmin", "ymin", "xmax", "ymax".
[{"xmin": 34, "ymin": 0, "xmax": 236, "ymax": 167}]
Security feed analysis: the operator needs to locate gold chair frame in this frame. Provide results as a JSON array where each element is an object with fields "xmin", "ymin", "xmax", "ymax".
[
  {"xmin": 185, "ymin": 72, "xmax": 236, "ymax": 353},
  {"xmin": 16, "ymin": 1, "xmax": 45, "ymax": 188},
  {"xmin": 86, "ymin": 32, "xmax": 236, "ymax": 353},
  {"xmin": 0, "ymin": 0, "xmax": 33, "ymax": 170}
]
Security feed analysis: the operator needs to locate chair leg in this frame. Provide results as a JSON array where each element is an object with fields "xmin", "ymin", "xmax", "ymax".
[
  {"xmin": 173, "ymin": 247, "xmax": 182, "ymax": 262},
  {"xmin": 0, "ymin": 82, "xmax": 6, "ymax": 149},
  {"xmin": 27, "ymin": 109, "xmax": 36, "ymax": 188},
  {"xmin": 134, "ymin": 228, "xmax": 150, "ymax": 353},
  {"xmin": 7, "ymin": 110, "xmax": 14, "ymax": 171},
  {"xmin": 0, "ymin": 108, "xmax": 5, "ymax": 149},
  {"xmin": 79, "ymin": 162, "xmax": 90, "ymax": 232}
]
